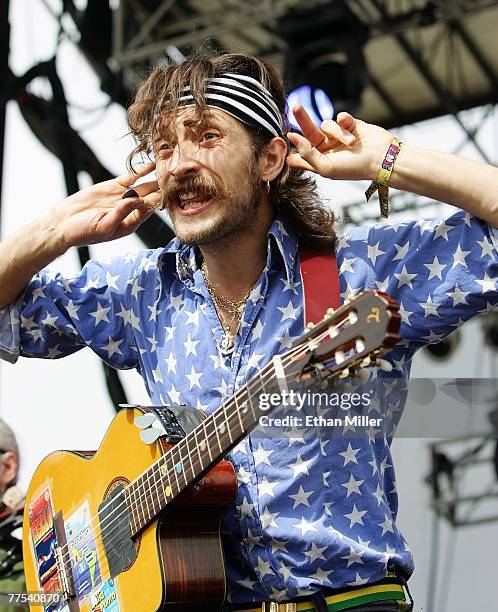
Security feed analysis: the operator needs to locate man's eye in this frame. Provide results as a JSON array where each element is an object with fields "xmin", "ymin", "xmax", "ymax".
[
  {"xmin": 156, "ymin": 143, "xmax": 173, "ymax": 157},
  {"xmin": 200, "ymin": 131, "xmax": 219, "ymax": 142}
]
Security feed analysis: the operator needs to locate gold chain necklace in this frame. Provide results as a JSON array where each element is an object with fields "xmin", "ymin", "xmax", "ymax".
[{"xmin": 201, "ymin": 261, "xmax": 256, "ymax": 350}]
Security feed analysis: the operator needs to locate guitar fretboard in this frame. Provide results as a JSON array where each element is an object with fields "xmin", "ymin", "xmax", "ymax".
[
  {"xmin": 124, "ymin": 358, "xmax": 282, "ymax": 535},
  {"xmin": 120, "ymin": 290, "xmax": 399, "ymax": 536}
]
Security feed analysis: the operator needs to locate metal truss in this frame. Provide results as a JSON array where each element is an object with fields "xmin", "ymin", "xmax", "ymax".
[
  {"xmin": 112, "ymin": 0, "xmax": 314, "ymax": 70},
  {"xmin": 112, "ymin": 0, "xmax": 498, "ymax": 68},
  {"xmin": 427, "ymin": 434, "xmax": 498, "ymax": 527}
]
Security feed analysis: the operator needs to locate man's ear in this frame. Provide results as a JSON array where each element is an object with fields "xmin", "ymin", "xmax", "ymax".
[
  {"xmin": 0, "ymin": 451, "xmax": 18, "ymax": 491},
  {"xmin": 259, "ymin": 137, "xmax": 287, "ymax": 182}
]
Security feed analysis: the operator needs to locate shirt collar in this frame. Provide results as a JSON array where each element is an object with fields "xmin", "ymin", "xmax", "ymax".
[
  {"xmin": 266, "ymin": 213, "xmax": 298, "ymax": 284},
  {"xmin": 157, "ymin": 213, "xmax": 298, "ymax": 285}
]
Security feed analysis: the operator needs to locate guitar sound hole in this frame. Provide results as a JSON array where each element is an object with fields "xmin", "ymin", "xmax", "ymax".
[{"xmin": 102, "ymin": 477, "xmax": 141, "ymax": 571}]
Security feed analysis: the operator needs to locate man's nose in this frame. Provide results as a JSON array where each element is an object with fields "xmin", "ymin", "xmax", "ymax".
[{"xmin": 169, "ymin": 142, "xmax": 201, "ymax": 179}]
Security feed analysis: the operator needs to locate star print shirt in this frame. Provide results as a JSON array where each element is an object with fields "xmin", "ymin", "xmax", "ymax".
[{"xmin": 1, "ymin": 210, "xmax": 498, "ymax": 603}]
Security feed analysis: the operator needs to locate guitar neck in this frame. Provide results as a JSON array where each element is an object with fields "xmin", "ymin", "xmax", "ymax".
[
  {"xmin": 124, "ymin": 291, "xmax": 401, "ymax": 535},
  {"xmin": 126, "ymin": 360, "xmax": 281, "ymax": 534}
]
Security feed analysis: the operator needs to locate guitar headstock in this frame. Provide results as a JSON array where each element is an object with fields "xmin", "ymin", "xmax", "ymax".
[{"xmin": 285, "ymin": 291, "xmax": 400, "ymax": 386}]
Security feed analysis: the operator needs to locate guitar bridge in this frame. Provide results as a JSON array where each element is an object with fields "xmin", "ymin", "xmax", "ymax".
[
  {"xmin": 53, "ymin": 512, "xmax": 77, "ymax": 609},
  {"xmin": 54, "ymin": 545, "xmax": 73, "ymax": 601}
]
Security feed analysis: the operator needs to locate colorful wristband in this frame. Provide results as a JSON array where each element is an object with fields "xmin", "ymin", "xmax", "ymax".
[{"xmin": 365, "ymin": 137, "xmax": 403, "ymax": 218}]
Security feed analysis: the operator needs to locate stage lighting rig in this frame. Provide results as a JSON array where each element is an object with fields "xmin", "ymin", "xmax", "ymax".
[
  {"xmin": 427, "ymin": 434, "xmax": 498, "ymax": 527},
  {"xmin": 277, "ymin": 1, "xmax": 369, "ymax": 127}
]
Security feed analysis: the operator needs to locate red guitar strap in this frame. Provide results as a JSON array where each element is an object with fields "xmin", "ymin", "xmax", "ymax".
[{"xmin": 299, "ymin": 244, "xmax": 340, "ymax": 326}]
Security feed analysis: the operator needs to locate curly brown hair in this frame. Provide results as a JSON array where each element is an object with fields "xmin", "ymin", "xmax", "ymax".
[{"xmin": 127, "ymin": 52, "xmax": 337, "ymax": 248}]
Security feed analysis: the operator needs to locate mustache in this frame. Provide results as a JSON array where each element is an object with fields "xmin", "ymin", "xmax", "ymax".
[{"xmin": 161, "ymin": 175, "xmax": 225, "ymax": 209}]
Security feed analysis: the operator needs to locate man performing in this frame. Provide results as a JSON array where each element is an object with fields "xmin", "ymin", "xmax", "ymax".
[{"xmin": 1, "ymin": 52, "xmax": 498, "ymax": 611}]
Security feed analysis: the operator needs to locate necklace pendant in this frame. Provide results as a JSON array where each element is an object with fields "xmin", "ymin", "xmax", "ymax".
[{"xmin": 220, "ymin": 332, "xmax": 235, "ymax": 352}]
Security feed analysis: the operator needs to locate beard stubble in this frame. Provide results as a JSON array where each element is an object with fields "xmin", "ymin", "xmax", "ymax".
[{"xmin": 161, "ymin": 157, "xmax": 263, "ymax": 246}]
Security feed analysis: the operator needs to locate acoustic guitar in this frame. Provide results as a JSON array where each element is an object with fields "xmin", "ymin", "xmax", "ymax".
[{"xmin": 23, "ymin": 291, "xmax": 400, "ymax": 611}]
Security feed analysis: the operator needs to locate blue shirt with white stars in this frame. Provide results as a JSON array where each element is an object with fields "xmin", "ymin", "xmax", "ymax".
[{"xmin": 1, "ymin": 210, "xmax": 498, "ymax": 603}]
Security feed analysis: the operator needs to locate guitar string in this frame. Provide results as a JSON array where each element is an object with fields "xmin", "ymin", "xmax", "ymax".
[
  {"xmin": 112, "ymin": 312, "xmax": 354, "ymax": 505},
  {"xmin": 52, "ymin": 318, "xmax": 356, "ymax": 579},
  {"xmin": 50, "ymin": 330, "xmax": 324, "ymax": 575},
  {"xmin": 49, "ymin": 335, "xmax": 318, "ymax": 586},
  {"xmin": 56, "ymin": 328, "xmax": 369, "ymax": 595},
  {"xmin": 53, "ymin": 315, "xmax": 358, "ymax": 581},
  {"xmin": 51, "ymin": 316, "xmax": 357, "ymax": 578}
]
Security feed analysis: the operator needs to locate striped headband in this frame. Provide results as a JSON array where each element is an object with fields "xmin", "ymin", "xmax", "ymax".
[{"xmin": 176, "ymin": 73, "xmax": 284, "ymax": 138}]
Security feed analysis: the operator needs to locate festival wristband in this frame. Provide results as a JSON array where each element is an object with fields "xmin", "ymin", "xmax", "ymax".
[{"xmin": 365, "ymin": 137, "xmax": 403, "ymax": 218}]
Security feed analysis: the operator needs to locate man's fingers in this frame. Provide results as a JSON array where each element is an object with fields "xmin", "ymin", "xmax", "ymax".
[
  {"xmin": 292, "ymin": 105, "xmax": 327, "ymax": 148},
  {"xmin": 143, "ymin": 190, "xmax": 162, "ymax": 208},
  {"xmin": 287, "ymin": 132, "xmax": 323, "ymax": 170},
  {"xmin": 112, "ymin": 208, "xmax": 156, "ymax": 239},
  {"xmin": 320, "ymin": 120, "xmax": 355, "ymax": 146},
  {"xmin": 116, "ymin": 161, "xmax": 156, "ymax": 188},
  {"xmin": 130, "ymin": 179, "xmax": 160, "ymax": 198},
  {"xmin": 94, "ymin": 198, "xmax": 147, "ymax": 235},
  {"xmin": 285, "ymin": 153, "xmax": 315, "ymax": 172},
  {"xmin": 336, "ymin": 112, "xmax": 356, "ymax": 131}
]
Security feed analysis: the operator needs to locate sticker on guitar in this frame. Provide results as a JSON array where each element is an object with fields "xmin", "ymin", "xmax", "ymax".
[
  {"xmin": 90, "ymin": 577, "xmax": 120, "ymax": 612},
  {"xmin": 65, "ymin": 501, "xmax": 103, "ymax": 600},
  {"xmin": 28, "ymin": 488, "xmax": 63, "ymax": 599}
]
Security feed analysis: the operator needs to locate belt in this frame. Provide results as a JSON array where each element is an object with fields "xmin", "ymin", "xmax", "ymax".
[{"xmin": 232, "ymin": 576, "xmax": 407, "ymax": 612}]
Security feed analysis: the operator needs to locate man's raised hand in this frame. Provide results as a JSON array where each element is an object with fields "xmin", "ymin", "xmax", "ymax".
[
  {"xmin": 286, "ymin": 105, "xmax": 393, "ymax": 182},
  {"xmin": 50, "ymin": 162, "xmax": 162, "ymax": 249}
]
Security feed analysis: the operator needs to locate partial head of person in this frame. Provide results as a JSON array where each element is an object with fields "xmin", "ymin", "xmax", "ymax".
[
  {"xmin": 0, "ymin": 420, "xmax": 19, "ymax": 497},
  {"xmin": 127, "ymin": 52, "xmax": 336, "ymax": 249}
]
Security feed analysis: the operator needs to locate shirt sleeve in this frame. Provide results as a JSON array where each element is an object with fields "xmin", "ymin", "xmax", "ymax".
[
  {"xmin": 0, "ymin": 252, "xmax": 149, "ymax": 369},
  {"xmin": 340, "ymin": 209, "xmax": 498, "ymax": 352}
]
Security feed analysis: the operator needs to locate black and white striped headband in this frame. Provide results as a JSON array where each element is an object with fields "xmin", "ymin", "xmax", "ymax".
[{"xmin": 175, "ymin": 73, "xmax": 284, "ymax": 138}]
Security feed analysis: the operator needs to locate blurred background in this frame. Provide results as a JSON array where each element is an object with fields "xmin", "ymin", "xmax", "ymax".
[{"xmin": 1, "ymin": 1, "xmax": 498, "ymax": 610}]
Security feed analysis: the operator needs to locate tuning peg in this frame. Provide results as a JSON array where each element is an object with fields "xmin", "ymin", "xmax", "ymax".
[
  {"xmin": 338, "ymin": 368, "xmax": 350, "ymax": 379},
  {"xmin": 323, "ymin": 307, "xmax": 335, "ymax": 320},
  {"xmin": 354, "ymin": 368, "xmax": 370, "ymax": 384},
  {"xmin": 328, "ymin": 326, "xmax": 339, "ymax": 339},
  {"xmin": 360, "ymin": 357, "xmax": 371, "ymax": 367},
  {"xmin": 348, "ymin": 311, "xmax": 359, "ymax": 324},
  {"xmin": 306, "ymin": 321, "xmax": 315, "ymax": 330},
  {"xmin": 335, "ymin": 350, "xmax": 346, "ymax": 364},
  {"xmin": 375, "ymin": 358, "xmax": 393, "ymax": 372},
  {"xmin": 355, "ymin": 339, "xmax": 365, "ymax": 353}
]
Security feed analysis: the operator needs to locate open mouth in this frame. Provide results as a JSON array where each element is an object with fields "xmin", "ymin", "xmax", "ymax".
[{"xmin": 177, "ymin": 191, "xmax": 213, "ymax": 214}]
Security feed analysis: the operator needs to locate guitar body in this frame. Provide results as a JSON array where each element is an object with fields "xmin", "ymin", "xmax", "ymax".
[{"xmin": 23, "ymin": 407, "xmax": 237, "ymax": 611}]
